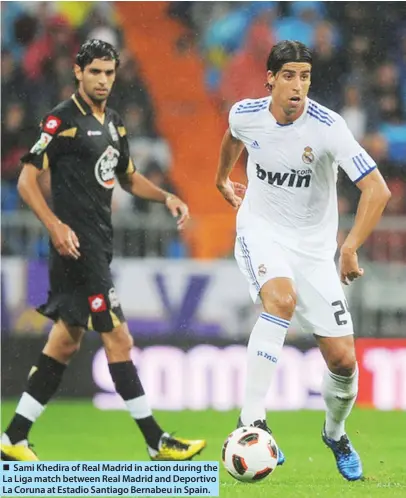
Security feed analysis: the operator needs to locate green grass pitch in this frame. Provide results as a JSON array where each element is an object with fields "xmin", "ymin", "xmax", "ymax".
[{"xmin": 2, "ymin": 401, "xmax": 405, "ymax": 497}]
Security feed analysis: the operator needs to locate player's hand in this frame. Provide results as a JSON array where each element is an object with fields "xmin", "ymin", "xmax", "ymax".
[
  {"xmin": 165, "ymin": 194, "xmax": 190, "ymax": 230},
  {"xmin": 49, "ymin": 221, "xmax": 81, "ymax": 259},
  {"xmin": 217, "ymin": 178, "xmax": 246, "ymax": 209},
  {"xmin": 339, "ymin": 247, "xmax": 364, "ymax": 285}
]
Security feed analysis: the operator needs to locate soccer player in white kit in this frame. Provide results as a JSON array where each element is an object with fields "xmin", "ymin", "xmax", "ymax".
[{"xmin": 216, "ymin": 40, "xmax": 391, "ymax": 481}]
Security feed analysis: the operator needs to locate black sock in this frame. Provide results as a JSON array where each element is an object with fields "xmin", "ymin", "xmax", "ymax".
[
  {"xmin": 4, "ymin": 414, "xmax": 33, "ymax": 445},
  {"xmin": 5, "ymin": 354, "xmax": 66, "ymax": 444},
  {"xmin": 108, "ymin": 361, "xmax": 164, "ymax": 449},
  {"xmin": 26, "ymin": 354, "xmax": 67, "ymax": 404}
]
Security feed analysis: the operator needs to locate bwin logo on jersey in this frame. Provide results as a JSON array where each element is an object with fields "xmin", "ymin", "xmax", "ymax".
[{"xmin": 256, "ymin": 164, "xmax": 312, "ymax": 188}]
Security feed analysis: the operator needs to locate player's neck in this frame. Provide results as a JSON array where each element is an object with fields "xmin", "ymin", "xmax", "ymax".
[
  {"xmin": 269, "ymin": 100, "xmax": 305, "ymax": 125},
  {"xmin": 78, "ymin": 88, "xmax": 107, "ymax": 117}
]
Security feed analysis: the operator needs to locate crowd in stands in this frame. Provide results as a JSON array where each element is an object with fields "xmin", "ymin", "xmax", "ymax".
[
  {"xmin": 2, "ymin": 1, "xmax": 406, "ymax": 262},
  {"xmin": 170, "ymin": 1, "xmax": 406, "ymax": 262}
]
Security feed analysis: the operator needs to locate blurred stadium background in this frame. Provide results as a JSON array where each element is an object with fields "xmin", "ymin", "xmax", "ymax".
[{"xmin": 1, "ymin": 0, "xmax": 406, "ymax": 473}]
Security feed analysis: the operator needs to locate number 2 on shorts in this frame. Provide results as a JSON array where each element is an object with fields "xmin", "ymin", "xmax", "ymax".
[{"xmin": 332, "ymin": 299, "xmax": 350, "ymax": 326}]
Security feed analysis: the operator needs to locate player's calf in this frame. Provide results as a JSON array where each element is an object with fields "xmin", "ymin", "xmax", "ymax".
[
  {"xmin": 102, "ymin": 324, "xmax": 207, "ymax": 458},
  {"xmin": 3, "ymin": 353, "xmax": 68, "ymax": 449}
]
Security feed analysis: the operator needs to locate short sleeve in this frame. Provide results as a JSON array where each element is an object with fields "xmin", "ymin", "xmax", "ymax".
[
  {"xmin": 228, "ymin": 102, "xmax": 242, "ymax": 140},
  {"xmin": 115, "ymin": 122, "xmax": 136, "ymax": 176},
  {"xmin": 328, "ymin": 115, "xmax": 377, "ymax": 183},
  {"xmin": 20, "ymin": 114, "xmax": 66, "ymax": 171}
]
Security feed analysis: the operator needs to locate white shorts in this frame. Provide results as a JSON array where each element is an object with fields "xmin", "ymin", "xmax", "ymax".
[{"xmin": 235, "ymin": 230, "xmax": 354, "ymax": 338}]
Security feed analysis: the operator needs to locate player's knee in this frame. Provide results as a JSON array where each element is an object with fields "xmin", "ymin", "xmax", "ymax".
[
  {"xmin": 260, "ymin": 278, "xmax": 296, "ymax": 320},
  {"xmin": 328, "ymin": 350, "xmax": 357, "ymax": 377},
  {"xmin": 102, "ymin": 326, "xmax": 133, "ymax": 359},
  {"xmin": 104, "ymin": 334, "xmax": 133, "ymax": 354},
  {"xmin": 262, "ymin": 292, "xmax": 296, "ymax": 320},
  {"xmin": 44, "ymin": 324, "xmax": 83, "ymax": 363},
  {"xmin": 124, "ymin": 332, "xmax": 134, "ymax": 351},
  {"xmin": 44, "ymin": 337, "xmax": 80, "ymax": 364},
  {"xmin": 62, "ymin": 339, "xmax": 81, "ymax": 357}
]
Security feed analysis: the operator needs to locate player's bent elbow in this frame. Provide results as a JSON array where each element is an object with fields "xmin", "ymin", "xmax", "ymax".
[
  {"xmin": 17, "ymin": 167, "xmax": 29, "ymax": 197},
  {"xmin": 17, "ymin": 164, "xmax": 38, "ymax": 193},
  {"xmin": 382, "ymin": 184, "xmax": 392, "ymax": 203},
  {"xmin": 374, "ymin": 184, "xmax": 392, "ymax": 209}
]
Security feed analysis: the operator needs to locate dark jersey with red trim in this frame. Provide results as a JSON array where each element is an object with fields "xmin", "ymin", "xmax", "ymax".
[{"xmin": 21, "ymin": 92, "xmax": 136, "ymax": 254}]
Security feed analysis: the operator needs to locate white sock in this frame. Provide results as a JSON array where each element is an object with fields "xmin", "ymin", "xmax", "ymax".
[
  {"xmin": 16, "ymin": 392, "xmax": 45, "ymax": 422},
  {"xmin": 240, "ymin": 312, "xmax": 289, "ymax": 425},
  {"xmin": 147, "ymin": 432, "xmax": 170, "ymax": 457},
  {"xmin": 322, "ymin": 364, "xmax": 359, "ymax": 441},
  {"xmin": 124, "ymin": 395, "xmax": 152, "ymax": 419},
  {"xmin": 1, "ymin": 433, "xmax": 28, "ymax": 447}
]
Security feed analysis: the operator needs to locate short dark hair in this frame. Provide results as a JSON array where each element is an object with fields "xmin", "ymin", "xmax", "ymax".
[
  {"xmin": 76, "ymin": 39, "xmax": 120, "ymax": 70},
  {"xmin": 266, "ymin": 40, "xmax": 312, "ymax": 74}
]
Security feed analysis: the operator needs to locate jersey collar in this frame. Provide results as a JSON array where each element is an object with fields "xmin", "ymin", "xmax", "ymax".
[
  {"xmin": 71, "ymin": 92, "xmax": 93, "ymax": 116},
  {"xmin": 269, "ymin": 97, "xmax": 309, "ymax": 127}
]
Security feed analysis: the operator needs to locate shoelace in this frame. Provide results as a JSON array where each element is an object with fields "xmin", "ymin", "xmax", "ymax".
[
  {"xmin": 162, "ymin": 436, "xmax": 189, "ymax": 452},
  {"xmin": 253, "ymin": 420, "xmax": 273, "ymax": 436},
  {"xmin": 28, "ymin": 443, "xmax": 37, "ymax": 454},
  {"xmin": 335, "ymin": 436, "xmax": 352, "ymax": 457}
]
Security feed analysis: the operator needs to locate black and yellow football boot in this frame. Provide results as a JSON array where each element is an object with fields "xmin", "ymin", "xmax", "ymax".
[
  {"xmin": 148, "ymin": 433, "xmax": 206, "ymax": 461},
  {"xmin": 1, "ymin": 434, "xmax": 39, "ymax": 461}
]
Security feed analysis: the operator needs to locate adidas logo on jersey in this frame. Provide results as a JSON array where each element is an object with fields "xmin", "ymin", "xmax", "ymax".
[
  {"xmin": 250, "ymin": 140, "xmax": 260, "ymax": 149},
  {"xmin": 256, "ymin": 164, "xmax": 312, "ymax": 188}
]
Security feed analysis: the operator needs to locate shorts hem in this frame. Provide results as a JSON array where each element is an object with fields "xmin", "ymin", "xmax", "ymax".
[
  {"xmin": 312, "ymin": 328, "xmax": 354, "ymax": 338},
  {"xmin": 36, "ymin": 304, "xmax": 88, "ymax": 330}
]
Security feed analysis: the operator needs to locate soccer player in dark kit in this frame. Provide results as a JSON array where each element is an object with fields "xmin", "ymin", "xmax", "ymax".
[{"xmin": 1, "ymin": 40, "xmax": 206, "ymax": 462}]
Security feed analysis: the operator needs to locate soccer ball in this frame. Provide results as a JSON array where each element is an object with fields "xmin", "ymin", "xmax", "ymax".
[{"xmin": 222, "ymin": 426, "xmax": 279, "ymax": 482}]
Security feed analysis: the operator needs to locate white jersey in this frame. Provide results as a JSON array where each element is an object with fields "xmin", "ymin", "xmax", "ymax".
[{"xmin": 229, "ymin": 96, "xmax": 377, "ymax": 258}]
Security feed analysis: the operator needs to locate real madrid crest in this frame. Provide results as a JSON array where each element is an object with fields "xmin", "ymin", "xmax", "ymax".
[
  {"xmin": 258, "ymin": 264, "xmax": 267, "ymax": 277},
  {"xmin": 302, "ymin": 146, "xmax": 314, "ymax": 164}
]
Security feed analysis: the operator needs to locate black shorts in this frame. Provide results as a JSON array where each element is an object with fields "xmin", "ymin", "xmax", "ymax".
[{"xmin": 37, "ymin": 246, "xmax": 125, "ymax": 332}]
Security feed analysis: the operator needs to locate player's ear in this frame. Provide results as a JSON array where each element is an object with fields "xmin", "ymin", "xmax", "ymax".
[
  {"xmin": 266, "ymin": 70, "xmax": 275, "ymax": 89},
  {"xmin": 73, "ymin": 64, "xmax": 83, "ymax": 83}
]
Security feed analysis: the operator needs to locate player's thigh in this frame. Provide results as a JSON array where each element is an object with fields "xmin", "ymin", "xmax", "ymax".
[
  {"xmin": 234, "ymin": 231, "xmax": 295, "ymax": 304},
  {"xmin": 47, "ymin": 320, "xmax": 85, "ymax": 344},
  {"xmin": 51, "ymin": 250, "xmax": 127, "ymax": 333},
  {"xmin": 45, "ymin": 247, "xmax": 126, "ymax": 332},
  {"xmin": 294, "ymin": 258, "xmax": 354, "ymax": 337}
]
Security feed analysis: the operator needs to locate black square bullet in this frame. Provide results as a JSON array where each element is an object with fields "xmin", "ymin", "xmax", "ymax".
[{"xmin": 4, "ymin": 464, "xmax": 10, "ymax": 471}]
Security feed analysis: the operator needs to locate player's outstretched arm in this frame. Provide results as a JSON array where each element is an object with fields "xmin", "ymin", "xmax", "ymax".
[
  {"xmin": 18, "ymin": 164, "xmax": 81, "ymax": 259},
  {"xmin": 117, "ymin": 171, "xmax": 190, "ymax": 230},
  {"xmin": 339, "ymin": 169, "xmax": 391, "ymax": 285},
  {"xmin": 215, "ymin": 129, "xmax": 246, "ymax": 209}
]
